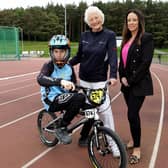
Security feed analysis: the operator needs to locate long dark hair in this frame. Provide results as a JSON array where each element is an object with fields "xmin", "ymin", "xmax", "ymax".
[{"xmin": 121, "ymin": 9, "xmax": 145, "ymax": 47}]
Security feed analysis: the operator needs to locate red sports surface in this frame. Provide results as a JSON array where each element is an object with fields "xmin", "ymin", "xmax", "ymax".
[{"xmin": 0, "ymin": 58, "xmax": 167, "ymax": 168}]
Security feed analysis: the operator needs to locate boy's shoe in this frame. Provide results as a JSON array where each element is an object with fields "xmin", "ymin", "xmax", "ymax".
[
  {"xmin": 110, "ymin": 143, "xmax": 120, "ymax": 158},
  {"xmin": 78, "ymin": 137, "xmax": 88, "ymax": 147},
  {"xmin": 55, "ymin": 127, "xmax": 72, "ymax": 144},
  {"xmin": 112, "ymin": 148, "xmax": 120, "ymax": 158}
]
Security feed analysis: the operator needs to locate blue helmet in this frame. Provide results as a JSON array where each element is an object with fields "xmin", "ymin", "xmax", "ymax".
[{"xmin": 49, "ymin": 35, "xmax": 70, "ymax": 67}]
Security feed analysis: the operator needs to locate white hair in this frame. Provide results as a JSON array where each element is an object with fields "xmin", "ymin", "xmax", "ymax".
[{"xmin": 84, "ymin": 6, "xmax": 105, "ymax": 26}]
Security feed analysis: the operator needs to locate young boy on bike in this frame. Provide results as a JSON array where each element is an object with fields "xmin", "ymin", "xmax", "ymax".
[{"xmin": 37, "ymin": 35, "xmax": 86, "ymax": 144}]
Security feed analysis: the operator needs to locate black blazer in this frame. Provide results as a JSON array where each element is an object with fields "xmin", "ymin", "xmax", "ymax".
[{"xmin": 119, "ymin": 32, "xmax": 154, "ymax": 96}]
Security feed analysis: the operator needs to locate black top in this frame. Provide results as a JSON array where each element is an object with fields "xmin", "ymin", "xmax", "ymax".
[
  {"xmin": 119, "ymin": 32, "xmax": 154, "ymax": 96},
  {"xmin": 69, "ymin": 28, "xmax": 118, "ymax": 82},
  {"xmin": 37, "ymin": 60, "xmax": 76, "ymax": 87}
]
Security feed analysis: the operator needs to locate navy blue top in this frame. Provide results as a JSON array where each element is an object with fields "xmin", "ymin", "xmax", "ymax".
[{"xmin": 69, "ymin": 28, "xmax": 118, "ymax": 82}]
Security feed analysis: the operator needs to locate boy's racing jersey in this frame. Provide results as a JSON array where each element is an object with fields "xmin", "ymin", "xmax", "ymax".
[{"xmin": 40, "ymin": 63, "xmax": 73, "ymax": 110}]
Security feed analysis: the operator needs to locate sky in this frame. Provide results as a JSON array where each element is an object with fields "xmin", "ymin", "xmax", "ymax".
[
  {"xmin": 1, "ymin": 0, "xmax": 167, "ymax": 10},
  {"xmin": 0, "ymin": 0, "xmax": 111, "ymax": 10}
]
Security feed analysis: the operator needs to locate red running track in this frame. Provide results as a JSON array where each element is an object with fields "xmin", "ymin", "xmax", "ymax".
[{"xmin": 0, "ymin": 58, "xmax": 167, "ymax": 168}]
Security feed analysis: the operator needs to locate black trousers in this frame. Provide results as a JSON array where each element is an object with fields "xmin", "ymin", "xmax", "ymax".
[
  {"xmin": 123, "ymin": 90, "xmax": 145, "ymax": 147},
  {"xmin": 49, "ymin": 93, "xmax": 86, "ymax": 127},
  {"xmin": 80, "ymin": 119, "xmax": 94, "ymax": 138}
]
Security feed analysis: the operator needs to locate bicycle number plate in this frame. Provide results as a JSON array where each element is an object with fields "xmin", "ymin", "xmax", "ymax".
[
  {"xmin": 89, "ymin": 89, "xmax": 104, "ymax": 105},
  {"xmin": 84, "ymin": 109, "xmax": 97, "ymax": 119}
]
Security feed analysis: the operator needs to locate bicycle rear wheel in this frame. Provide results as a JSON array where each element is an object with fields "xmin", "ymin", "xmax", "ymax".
[
  {"xmin": 37, "ymin": 109, "xmax": 59, "ymax": 147},
  {"xmin": 88, "ymin": 126, "xmax": 127, "ymax": 168}
]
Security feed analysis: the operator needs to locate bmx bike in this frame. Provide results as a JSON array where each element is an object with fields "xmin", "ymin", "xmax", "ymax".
[{"xmin": 37, "ymin": 81, "xmax": 127, "ymax": 168}]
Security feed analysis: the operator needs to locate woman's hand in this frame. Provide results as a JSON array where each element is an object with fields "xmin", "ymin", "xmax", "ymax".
[
  {"xmin": 121, "ymin": 77, "xmax": 129, "ymax": 87},
  {"xmin": 110, "ymin": 78, "xmax": 117, "ymax": 86}
]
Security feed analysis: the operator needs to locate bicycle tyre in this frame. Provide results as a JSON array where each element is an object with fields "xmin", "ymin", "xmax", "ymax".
[
  {"xmin": 88, "ymin": 126, "xmax": 127, "ymax": 168},
  {"xmin": 37, "ymin": 109, "xmax": 59, "ymax": 147}
]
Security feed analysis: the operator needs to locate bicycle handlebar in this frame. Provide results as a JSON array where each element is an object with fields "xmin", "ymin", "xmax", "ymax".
[{"xmin": 75, "ymin": 80, "xmax": 111, "ymax": 91}]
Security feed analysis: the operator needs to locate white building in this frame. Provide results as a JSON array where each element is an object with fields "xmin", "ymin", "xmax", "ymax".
[{"xmin": 116, "ymin": 36, "xmax": 122, "ymax": 47}]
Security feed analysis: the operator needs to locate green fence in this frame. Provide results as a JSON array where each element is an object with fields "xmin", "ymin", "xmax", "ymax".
[{"xmin": 0, "ymin": 26, "xmax": 20, "ymax": 60}]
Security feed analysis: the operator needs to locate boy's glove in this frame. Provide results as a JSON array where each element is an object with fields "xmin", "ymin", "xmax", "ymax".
[{"xmin": 61, "ymin": 80, "xmax": 75, "ymax": 91}]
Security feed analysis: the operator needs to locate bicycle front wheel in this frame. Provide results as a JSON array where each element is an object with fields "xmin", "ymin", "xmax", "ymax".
[
  {"xmin": 88, "ymin": 126, "xmax": 127, "ymax": 168},
  {"xmin": 37, "ymin": 109, "xmax": 59, "ymax": 147}
]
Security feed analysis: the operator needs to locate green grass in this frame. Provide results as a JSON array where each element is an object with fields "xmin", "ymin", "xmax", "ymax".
[
  {"xmin": 20, "ymin": 41, "xmax": 121, "ymax": 58},
  {"xmin": 20, "ymin": 41, "xmax": 78, "ymax": 57},
  {"xmin": 154, "ymin": 48, "xmax": 168, "ymax": 58},
  {"xmin": 158, "ymin": 48, "xmax": 168, "ymax": 52},
  {"xmin": 153, "ymin": 48, "xmax": 168, "ymax": 64},
  {"xmin": 20, "ymin": 41, "xmax": 167, "ymax": 59}
]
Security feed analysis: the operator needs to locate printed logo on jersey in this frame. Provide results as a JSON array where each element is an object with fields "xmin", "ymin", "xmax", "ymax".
[{"xmin": 57, "ymin": 93, "xmax": 73, "ymax": 104}]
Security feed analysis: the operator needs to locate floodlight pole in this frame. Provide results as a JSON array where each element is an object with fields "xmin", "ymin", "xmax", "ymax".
[
  {"xmin": 19, "ymin": 27, "xmax": 24, "ymax": 52},
  {"xmin": 64, "ymin": 3, "xmax": 67, "ymax": 37}
]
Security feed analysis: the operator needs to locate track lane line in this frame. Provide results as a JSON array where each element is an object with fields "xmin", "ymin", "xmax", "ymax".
[
  {"xmin": 0, "ymin": 83, "xmax": 37, "ymax": 94},
  {"xmin": 111, "ymin": 92, "xmax": 121, "ymax": 102},
  {"xmin": 149, "ymin": 72, "xmax": 165, "ymax": 168},
  {"xmin": 0, "ymin": 71, "xmax": 39, "ymax": 81},
  {"xmin": 0, "ymin": 78, "xmax": 35, "ymax": 87},
  {"xmin": 0, "ymin": 92, "xmax": 40, "ymax": 106},
  {"xmin": 0, "ymin": 108, "xmax": 44, "ymax": 129},
  {"xmin": 21, "ymin": 147, "xmax": 54, "ymax": 168}
]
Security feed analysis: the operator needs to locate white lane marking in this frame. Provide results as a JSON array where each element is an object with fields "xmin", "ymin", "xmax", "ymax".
[
  {"xmin": 21, "ymin": 122, "xmax": 85, "ymax": 168},
  {"xmin": 0, "ymin": 78, "xmax": 35, "ymax": 87},
  {"xmin": 149, "ymin": 72, "xmax": 165, "ymax": 168},
  {"xmin": 0, "ymin": 108, "xmax": 44, "ymax": 129},
  {"xmin": 21, "ymin": 92, "xmax": 122, "ymax": 168},
  {"xmin": 111, "ymin": 92, "xmax": 121, "ymax": 102},
  {"xmin": 0, "ymin": 84, "xmax": 36, "ymax": 94},
  {"xmin": 0, "ymin": 92, "xmax": 39, "ymax": 106},
  {"xmin": 21, "ymin": 147, "xmax": 54, "ymax": 168},
  {"xmin": 0, "ymin": 71, "xmax": 39, "ymax": 81}
]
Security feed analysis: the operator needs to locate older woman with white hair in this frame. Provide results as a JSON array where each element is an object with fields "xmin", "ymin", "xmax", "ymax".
[
  {"xmin": 84, "ymin": 6, "xmax": 105, "ymax": 29},
  {"xmin": 69, "ymin": 6, "xmax": 119, "ymax": 157}
]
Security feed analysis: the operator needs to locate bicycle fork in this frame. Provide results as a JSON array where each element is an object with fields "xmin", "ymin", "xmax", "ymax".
[
  {"xmin": 93, "ymin": 122, "xmax": 110, "ymax": 156},
  {"xmin": 92, "ymin": 120, "xmax": 103, "ymax": 150}
]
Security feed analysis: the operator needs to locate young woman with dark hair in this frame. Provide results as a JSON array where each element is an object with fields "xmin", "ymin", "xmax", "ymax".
[{"xmin": 119, "ymin": 9, "xmax": 154, "ymax": 164}]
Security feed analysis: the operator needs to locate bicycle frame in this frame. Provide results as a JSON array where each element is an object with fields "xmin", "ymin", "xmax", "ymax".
[
  {"xmin": 41, "ymin": 108, "xmax": 100, "ymax": 135},
  {"xmin": 44, "ymin": 81, "xmax": 110, "ymax": 134},
  {"xmin": 37, "ymin": 80, "xmax": 127, "ymax": 167},
  {"xmin": 68, "ymin": 108, "xmax": 103, "ymax": 134}
]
